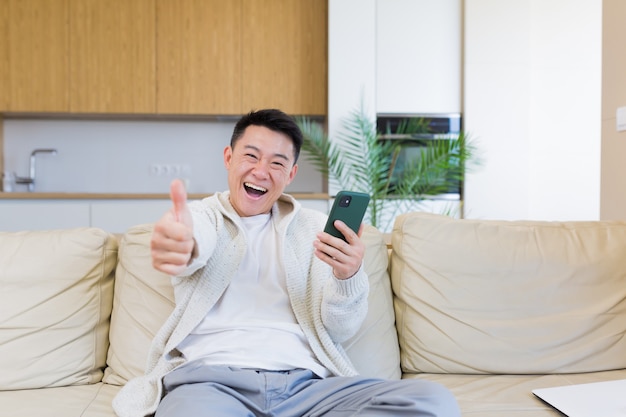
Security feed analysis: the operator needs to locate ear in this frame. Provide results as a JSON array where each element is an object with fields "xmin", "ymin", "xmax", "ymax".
[
  {"xmin": 223, "ymin": 146, "xmax": 233, "ymax": 169},
  {"xmin": 287, "ymin": 163, "xmax": 298, "ymax": 184}
]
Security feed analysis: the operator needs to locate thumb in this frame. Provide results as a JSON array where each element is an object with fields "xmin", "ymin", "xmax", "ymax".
[{"xmin": 169, "ymin": 179, "xmax": 189, "ymax": 223}]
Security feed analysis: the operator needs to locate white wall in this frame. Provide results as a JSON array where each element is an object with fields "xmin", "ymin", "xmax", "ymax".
[
  {"xmin": 463, "ymin": 0, "xmax": 603, "ymax": 220},
  {"xmin": 463, "ymin": 0, "xmax": 532, "ymax": 219},
  {"xmin": 3, "ymin": 118, "xmax": 324, "ymax": 194},
  {"xmin": 528, "ymin": 1, "xmax": 602, "ymax": 220}
]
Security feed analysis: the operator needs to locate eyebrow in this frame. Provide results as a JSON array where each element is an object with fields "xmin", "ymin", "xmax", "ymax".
[{"xmin": 243, "ymin": 144, "xmax": 291, "ymax": 162}]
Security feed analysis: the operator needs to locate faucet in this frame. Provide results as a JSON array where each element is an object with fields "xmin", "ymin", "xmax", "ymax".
[{"xmin": 14, "ymin": 148, "xmax": 58, "ymax": 192}]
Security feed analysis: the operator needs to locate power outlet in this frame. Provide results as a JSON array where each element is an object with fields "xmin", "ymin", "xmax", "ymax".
[{"xmin": 150, "ymin": 164, "xmax": 192, "ymax": 177}]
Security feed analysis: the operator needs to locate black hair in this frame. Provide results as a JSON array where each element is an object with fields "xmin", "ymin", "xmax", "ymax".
[{"xmin": 231, "ymin": 109, "xmax": 303, "ymax": 163}]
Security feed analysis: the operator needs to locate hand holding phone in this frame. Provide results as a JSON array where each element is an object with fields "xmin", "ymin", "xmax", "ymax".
[{"xmin": 323, "ymin": 191, "xmax": 370, "ymax": 241}]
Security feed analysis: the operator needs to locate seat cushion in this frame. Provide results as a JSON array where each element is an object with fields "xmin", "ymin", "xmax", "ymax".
[
  {"xmin": 390, "ymin": 212, "xmax": 626, "ymax": 375},
  {"xmin": 0, "ymin": 382, "xmax": 120, "ymax": 417},
  {"xmin": 104, "ymin": 222, "xmax": 400, "ymax": 383},
  {"xmin": 405, "ymin": 368, "xmax": 626, "ymax": 416},
  {"xmin": 0, "ymin": 228, "xmax": 117, "ymax": 390}
]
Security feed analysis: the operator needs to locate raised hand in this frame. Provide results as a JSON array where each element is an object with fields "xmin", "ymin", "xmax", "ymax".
[
  {"xmin": 314, "ymin": 220, "xmax": 365, "ymax": 280},
  {"xmin": 151, "ymin": 179, "xmax": 196, "ymax": 275}
]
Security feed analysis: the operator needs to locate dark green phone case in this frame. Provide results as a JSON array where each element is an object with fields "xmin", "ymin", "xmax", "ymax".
[{"xmin": 323, "ymin": 191, "xmax": 370, "ymax": 241}]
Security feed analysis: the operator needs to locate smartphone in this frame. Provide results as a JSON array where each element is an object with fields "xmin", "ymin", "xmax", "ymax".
[{"xmin": 323, "ymin": 191, "xmax": 370, "ymax": 241}]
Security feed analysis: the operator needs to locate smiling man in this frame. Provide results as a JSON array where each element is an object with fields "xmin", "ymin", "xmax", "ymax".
[{"xmin": 112, "ymin": 109, "xmax": 460, "ymax": 417}]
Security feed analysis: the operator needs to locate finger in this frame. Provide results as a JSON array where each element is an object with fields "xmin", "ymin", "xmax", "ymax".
[
  {"xmin": 313, "ymin": 245, "xmax": 360, "ymax": 280},
  {"xmin": 153, "ymin": 211, "xmax": 191, "ymax": 241},
  {"xmin": 333, "ymin": 220, "xmax": 360, "ymax": 243},
  {"xmin": 314, "ymin": 235, "xmax": 355, "ymax": 267},
  {"xmin": 170, "ymin": 179, "xmax": 188, "ymax": 222}
]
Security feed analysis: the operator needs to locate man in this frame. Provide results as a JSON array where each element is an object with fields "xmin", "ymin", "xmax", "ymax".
[{"xmin": 113, "ymin": 109, "xmax": 460, "ymax": 417}]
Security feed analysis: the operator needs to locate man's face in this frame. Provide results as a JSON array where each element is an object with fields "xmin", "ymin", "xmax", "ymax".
[{"xmin": 224, "ymin": 125, "xmax": 298, "ymax": 217}]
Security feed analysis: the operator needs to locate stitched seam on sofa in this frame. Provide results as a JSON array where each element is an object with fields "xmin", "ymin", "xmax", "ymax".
[{"xmin": 79, "ymin": 381, "xmax": 106, "ymax": 416}]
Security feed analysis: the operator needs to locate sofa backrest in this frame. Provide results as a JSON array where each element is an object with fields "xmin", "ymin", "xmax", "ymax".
[
  {"xmin": 390, "ymin": 212, "xmax": 626, "ymax": 375},
  {"xmin": 0, "ymin": 228, "xmax": 117, "ymax": 390},
  {"xmin": 103, "ymin": 224, "xmax": 174, "ymax": 385},
  {"xmin": 103, "ymin": 222, "xmax": 401, "ymax": 384}
]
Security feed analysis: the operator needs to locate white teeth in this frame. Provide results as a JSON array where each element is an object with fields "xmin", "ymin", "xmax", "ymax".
[{"xmin": 244, "ymin": 182, "xmax": 267, "ymax": 192}]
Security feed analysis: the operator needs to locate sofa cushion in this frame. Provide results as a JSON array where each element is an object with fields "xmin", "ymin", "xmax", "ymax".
[
  {"xmin": 104, "ymin": 222, "xmax": 400, "ymax": 383},
  {"xmin": 0, "ymin": 382, "xmax": 120, "ymax": 417},
  {"xmin": 390, "ymin": 212, "xmax": 626, "ymax": 375},
  {"xmin": 343, "ymin": 224, "xmax": 401, "ymax": 379},
  {"xmin": 0, "ymin": 228, "xmax": 117, "ymax": 390},
  {"xmin": 103, "ymin": 224, "xmax": 174, "ymax": 385},
  {"xmin": 405, "ymin": 369, "xmax": 626, "ymax": 417}
]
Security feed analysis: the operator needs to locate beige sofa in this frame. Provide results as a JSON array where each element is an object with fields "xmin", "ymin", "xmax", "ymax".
[{"xmin": 1, "ymin": 211, "xmax": 626, "ymax": 417}]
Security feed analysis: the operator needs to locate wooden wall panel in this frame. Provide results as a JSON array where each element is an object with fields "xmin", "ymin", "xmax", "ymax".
[
  {"xmin": 156, "ymin": 0, "xmax": 242, "ymax": 115},
  {"xmin": 242, "ymin": 0, "xmax": 327, "ymax": 115},
  {"xmin": 69, "ymin": 0, "xmax": 156, "ymax": 113},
  {"xmin": 0, "ymin": 2, "xmax": 8, "ymax": 111},
  {"xmin": 7, "ymin": 0, "xmax": 69, "ymax": 112}
]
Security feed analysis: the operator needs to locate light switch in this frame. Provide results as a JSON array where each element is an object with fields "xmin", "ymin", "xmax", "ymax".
[{"xmin": 617, "ymin": 106, "xmax": 626, "ymax": 132}]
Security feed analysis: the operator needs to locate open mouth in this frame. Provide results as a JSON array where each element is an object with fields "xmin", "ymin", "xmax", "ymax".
[{"xmin": 244, "ymin": 182, "xmax": 268, "ymax": 197}]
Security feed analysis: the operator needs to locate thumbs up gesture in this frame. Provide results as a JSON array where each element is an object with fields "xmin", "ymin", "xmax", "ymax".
[{"xmin": 151, "ymin": 179, "xmax": 196, "ymax": 275}]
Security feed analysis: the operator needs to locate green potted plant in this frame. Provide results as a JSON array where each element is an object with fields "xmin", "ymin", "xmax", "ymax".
[{"xmin": 297, "ymin": 103, "xmax": 479, "ymax": 232}]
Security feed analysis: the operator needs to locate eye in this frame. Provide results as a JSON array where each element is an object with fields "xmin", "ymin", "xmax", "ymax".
[
  {"xmin": 245, "ymin": 153, "xmax": 258, "ymax": 160},
  {"xmin": 271, "ymin": 161, "xmax": 286, "ymax": 168}
]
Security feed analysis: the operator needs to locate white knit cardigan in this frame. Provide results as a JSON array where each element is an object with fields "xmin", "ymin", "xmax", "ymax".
[{"xmin": 112, "ymin": 192, "xmax": 369, "ymax": 417}]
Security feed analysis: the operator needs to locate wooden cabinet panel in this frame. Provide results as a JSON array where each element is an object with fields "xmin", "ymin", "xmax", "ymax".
[
  {"xmin": 0, "ymin": 0, "xmax": 327, "ymax": 116},
  {"xmin": 242, "ymin": 0, "xmax": 327, "ymax": 115},
  {"xmin": 5, "ymin": 0, "xmax": 69, "ymax": 112},
  {"xmin": 69, "ymin": 0, "xmax": 156, "ymax": 113},
  {"xmin": 376, "ymin": 0, "xmax": 461, "ymax": 114},
  {"xmin": 0, "ymin": 2, "xmax": 8, "ymax": 111},
  {"xmin": 156, "ymin": 0, "xmax": 242, "ymax": 115}
]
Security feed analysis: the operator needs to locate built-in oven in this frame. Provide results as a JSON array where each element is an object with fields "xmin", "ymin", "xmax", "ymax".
[{"xmin": 376, "ymin": 113, "xmax": 463, "ymax": 200}]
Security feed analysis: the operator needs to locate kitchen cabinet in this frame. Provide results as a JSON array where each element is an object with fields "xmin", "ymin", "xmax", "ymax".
[
  {"xmin": 69, "ymin": 0, "xmax": 156, "ymax": 113},
  {"xmin": 0, "ymin": 196, "xmax": 330, "ymax": 233},
  {"xmin": 0, "ymin": 0, "xmax": 326, "ymax": 116},
  {"xmin": 2, "ymin": 0, "xmax": 69, "ymax": 112},
  {"xmin": 242, "ymin": 0, "xmax": 327, "ymax": 115},
  {"xmin": 0, "ymin": 199, "xmax": 169, "ymax": 233},
  {"xmin": 157, "ymin": 0, "xmax": 327, "ymax": 116},
  {"xmin": 156, "ymin": 0, "xmax": 241, "ymax": 115},
  {"xmin": 90, "ymin": 200, "xmax": 172, "ymax": 233},
  {"xmin": 375, "ymin": 0, "xmax": 461, "ymax": 114},
  {"xmin": 0, "ymin": 4, "xmax": 6, "ymax": 111},
  {"xmin": 0, "ymin": 201, "xmax": 90, "ymax": 232}
]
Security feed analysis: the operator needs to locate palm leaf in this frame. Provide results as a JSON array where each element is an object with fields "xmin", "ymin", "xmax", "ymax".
[{"xmin": 297, "ymin": 104, "xmax": 479, "ymax": 229}]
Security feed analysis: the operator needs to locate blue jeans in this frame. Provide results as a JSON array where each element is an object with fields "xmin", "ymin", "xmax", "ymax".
[{"xmin": 156, "ymin": 362, "xmax": 460, "ymax": 417}]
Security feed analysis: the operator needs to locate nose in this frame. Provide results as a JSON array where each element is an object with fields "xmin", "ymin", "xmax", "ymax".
[{"xmin": 251, "ymin": 159, "xmax": 270, "ymax": 179}]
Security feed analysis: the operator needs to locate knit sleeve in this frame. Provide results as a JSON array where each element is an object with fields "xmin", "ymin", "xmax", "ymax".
[{"xmin": 320, "ymin": 266, "xmax": 370, "ymax": 343}]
